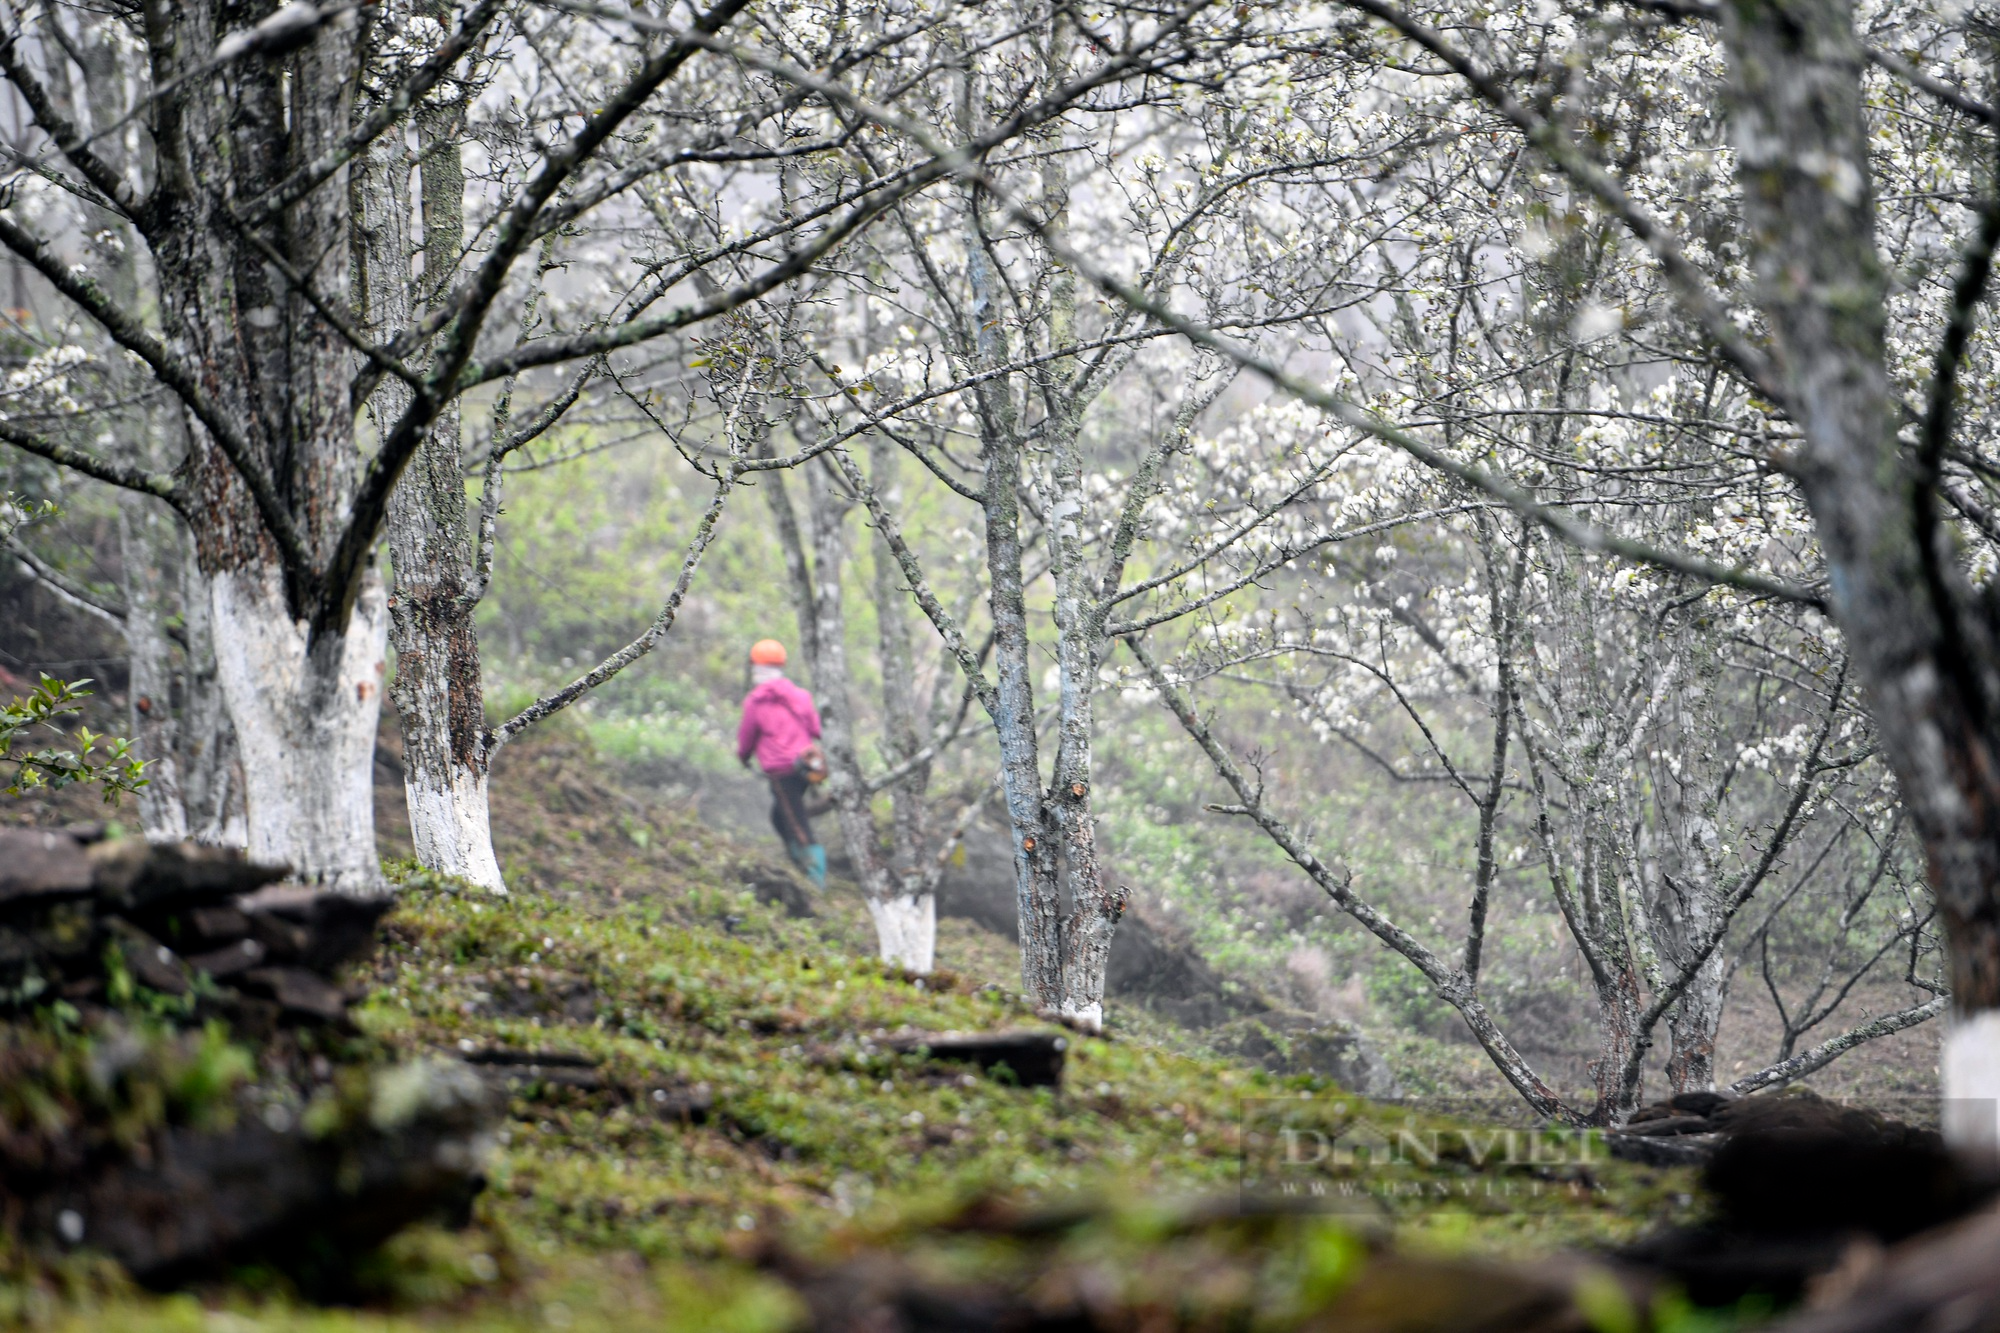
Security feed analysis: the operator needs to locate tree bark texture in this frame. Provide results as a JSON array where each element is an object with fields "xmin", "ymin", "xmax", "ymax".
[
  {"xmin": 1718, "ymin": 0, "xmax": 2000, "ymax": 1141},
  {"xmin": 146, "ymin": 5, "xmax": 386, "ymax": 891},
  {"xmin": 1037, "ymin": 95, "xmax": 1121, "ymax": 1030},
  {"xmin": 41, "ymin": 15, "xmax": 245, "ymax": 850},
  {"xmin": 353, "ymin": 55, "xmax": 504, "ymax": 892},
  {"xmin": 175, "ymin": 541, "xmax": 245, "ymax": 848},
  {"xmin": 1657, "ymin": 630, "xmax": 1730, "ymax": 1093},
  {"xmin": 111, "ymin": 491, "xmax": 249, "ymax": 847},
  {"xmin": 964, "ymin": 192, "xmax": 1065, "ymax": 1007},
  {"xmin": 868, "ymin": 435, "xmax": 950, "ymax": 962}
]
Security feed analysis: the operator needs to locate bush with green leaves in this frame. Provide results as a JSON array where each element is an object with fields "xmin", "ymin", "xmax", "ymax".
[{"xmin": 0, "ymin": 675, "xmax": 146, "ymax": 802}]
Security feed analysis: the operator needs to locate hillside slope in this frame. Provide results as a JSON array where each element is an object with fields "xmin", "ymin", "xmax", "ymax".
[{"xmin": 7, "ymin": 725, "xmax": 1710, "ymax": 1331}]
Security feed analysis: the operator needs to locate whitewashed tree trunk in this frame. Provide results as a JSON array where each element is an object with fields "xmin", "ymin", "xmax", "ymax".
[
  {"xmin": 866, "ymin": 893, "xmax": 937, "ymax": 974},
  {"xmin": 403, "ymin": 758, "xmax": 503, "ymax": 888},
  {"xmin": 209, "ymin": 567, "xmax": 388, "ymax": 893},
  {"xmin": 765, "ymin": 411, "xmax": 959, "ymax": 974},
  {"xmin": 1945, "ymin": 1014, "xmax": 2000, "ymax": 1150},
  {"xmin": 352, "ymin": 64, "xmax": 505, "ymax": 892},
  {"xmin": 771, "ymin": 454, "xmax": 943, "ymax": 971}
]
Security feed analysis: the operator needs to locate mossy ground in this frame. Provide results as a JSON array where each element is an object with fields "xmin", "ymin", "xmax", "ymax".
[{"xmin": 5, "ymin": 734, "xmax": 1711, "ymax": 1330}]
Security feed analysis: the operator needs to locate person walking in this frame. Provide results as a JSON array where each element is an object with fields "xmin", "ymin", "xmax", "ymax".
[{"xmin": 736, "ymin": 639, "xmax": 828, "ymax": 889}]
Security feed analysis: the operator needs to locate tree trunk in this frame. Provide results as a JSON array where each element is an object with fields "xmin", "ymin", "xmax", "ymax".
[
  {"xmin": 868, "ymin": 435, "xmax": 941, "ymax": 969},
  {"xmin": 117, "ymin": 496, "xmax": 188, "ymax": 841},
  {"xmin": 1661, "ymin": 632, "xmax": 1730, "ymax": 1093},
  {"xmin": 209, "ymin": 566, "xmax": 387, "ymax": 891},
  {"xmin": 964, "ymin": 196, "xmax": 1064, "ymax": 1010},
  {"xmin": 769, "ymin": 452, "xmax": 939, "ymax": 972},
  {"xmin": 1036, "ymin": 67, "xmax": 1120, "ymax": 1029},
  {"xmin": 1665, "ymin": 950, "xmax": 1726, "ymax": 1093},
  {"xmin": 359, "ymin": 80, "xmax": 505, "ymax": 891},
  {"xmin": 116, "ymin": 430, "xmax": 244, "ymax": 846},
  {"xmin": 1718, "ymin": 1, "xmax": 2000, "ymax": 1143},
  {"xmin": 176, "ymin": 537, "xmax": 244, "ymax": 847},
  {"xmin": 149, "ymin": 5, "xmax": 383, "ymax": 890}
]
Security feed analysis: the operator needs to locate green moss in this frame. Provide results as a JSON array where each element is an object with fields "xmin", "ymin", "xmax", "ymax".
[{"xmin": 5, "ymin": 738, "xmax": 1706, "ymax": 1327}]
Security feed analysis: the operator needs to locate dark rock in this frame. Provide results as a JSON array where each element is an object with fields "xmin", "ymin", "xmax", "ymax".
[
  {"xmin": 243, "ymin": 907, "xmax": 312, "ymax": 961},
  {"xmin": 23, "ymin": 1058, "xmax": 493, "ymax": 1288},
  {"xmin": 1620, "ymin": 1090, "xmax": 2000, "ymax": 1307},
  {"xmin": 1667, "ymin": 1090, "xmax": 1733, "ymax": 1118},
  {"xmin": 745, "ymin": 868, "xmax": 816, "ymax": 918},
  {"xmin": 646, "ymin": 1082, "xmax": 712, "ymax": 1124},
  {"xmin": 886, "ymin": 1029, "xmax": 1068, "ymax": 1087},
  {"xmin": 1606, "ymin": 1132, "xmax": 1717, "ymax": 1168},
  {"xmin": 460, "ymin": 1046, "xmax": 605, "ymax": 1094},
  {"xmin": 1617, "ymin": 1114, "xmax": 1716, "ymax": 1138},
  {"xmin": 0, "ymin": 829, "xmax": 92, "ymax": 907},
  {"xmin": 186, "ymin": 906, "xmax": 250, "ymax": 943},
  {"xmin": 452, "ymin": 1047, "xmax": 711, "ymax": 1121},
  {"xmin": 184, "ymin": 938, "xmax": 266, "ymax": 979},
  {"xmin": 459, "ymin": 1046, "xmax": 598, "ymax": 1068},
  {"xmin": 105, "ymin": 919, "xmax": 190, "ymax": 996},
  {"xmin": 90, "ymin": 839, "xmax": 289, "ymax": 914},
  {"xmin": 236, "ymin": 885, "xmax": 392, "ymax": 973},
  {"xmin": 1705, "ymin": 1094, "xmax": 1974, "ymax": 1241},
  {"xmin": 485, "ymin": 1064, "xmax": 605, "ymax": 1096},
  {"xmin": 1763, "ymin": 1201, "xmax": 2000, "ymax": 1333},
  {"xmin": 238, "ymin": 967, "xmax": 348, "ymax": 1024}
]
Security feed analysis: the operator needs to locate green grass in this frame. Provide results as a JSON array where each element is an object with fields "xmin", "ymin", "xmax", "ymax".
[{"xmin": 5, "ymin": 735, "xmax": 1710, "ymax": 1330}]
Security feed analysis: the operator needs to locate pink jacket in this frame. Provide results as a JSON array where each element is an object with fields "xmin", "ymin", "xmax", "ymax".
[{"xmin": 737, "ymin": 676, "xmax": 822, "ymax": 775}]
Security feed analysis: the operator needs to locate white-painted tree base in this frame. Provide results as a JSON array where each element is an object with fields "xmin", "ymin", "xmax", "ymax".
[
  {"xmin": 867, "ymin": 893, "xmax": 935, "ymax": 973},
  {"xmin": 406, "ymin": 767, "xmax": 506, "ymax": 893},
  {"xmin": 1943, "ymin": 1011, "xmax": 2000, "ymax": 1150},
  {"xmin": 210, "ymin": 569, "xmax": 388, "ymax": 894},
  {"xmin": 1059, "ymin": 1000, "xmax": 1104, "ymax": 1033}
]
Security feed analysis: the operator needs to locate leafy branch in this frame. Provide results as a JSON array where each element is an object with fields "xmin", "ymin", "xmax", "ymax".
[{"xmin": 1, "ymin": 676, "xmax": 147, "ymax": 801}]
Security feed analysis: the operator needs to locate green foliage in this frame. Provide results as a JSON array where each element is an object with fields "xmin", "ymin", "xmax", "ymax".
[
  {"xmin": 1, "ymin": 676, "xmax": 147, "ymax": 802},
  {"xmin": 1, "ymin": 491, "xmax": 58, "ymax": 536},
  {"xmin": 0, "ymin": 497, "xmax": 144, "ymax": 802}
]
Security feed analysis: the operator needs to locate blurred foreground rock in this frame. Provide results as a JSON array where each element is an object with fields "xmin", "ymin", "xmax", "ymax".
[
  {"xmin": 756, "ymin": 1194, "xmax": 1645, "ymax": 1333},
  {"xmin": 1621, "ymin": 1089, "xmax": 1999, "ymax": 1308},
  {"xmin": 14, "ymin": 1056, "xmax": 495, "ymax": 1285},
  {"xmin": 1762, "ymin": 1197, "xmax": 2000, "ymax": 1332},
  {"xmin": 0, "ymin": 829, "xmax": 496, "ymax": 1288},
  {"xmin": 0, "ymin": 827, "xmax": 386, "ymax": 1029}
]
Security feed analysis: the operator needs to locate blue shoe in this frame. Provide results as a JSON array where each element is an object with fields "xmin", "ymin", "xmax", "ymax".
[{"xmin": 805, "ymin": 843, "xmax": 827, "ymax": 890}]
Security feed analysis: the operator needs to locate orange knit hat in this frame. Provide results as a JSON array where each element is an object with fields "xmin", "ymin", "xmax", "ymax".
[{"xmin": 749, "ymin": 638, "xmax": 788, "ymax": 666}]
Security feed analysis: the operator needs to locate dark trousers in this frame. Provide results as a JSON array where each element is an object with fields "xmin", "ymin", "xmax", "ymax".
[{"xmin": 769, "ymin": 771, "xmax": 816, "ymax": 847}]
